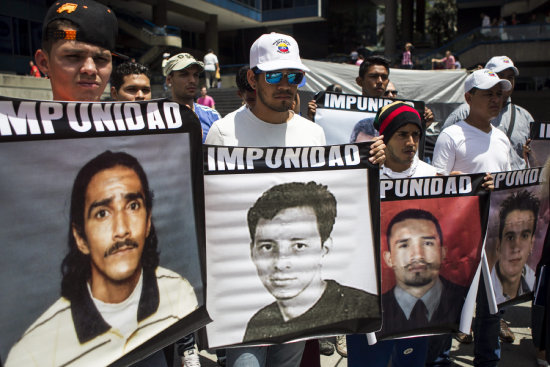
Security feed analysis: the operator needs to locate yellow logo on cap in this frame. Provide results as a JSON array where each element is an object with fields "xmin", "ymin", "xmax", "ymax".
[{"xmin": 57, "ymin": 3, "xmax": 78, "ymax": 14}]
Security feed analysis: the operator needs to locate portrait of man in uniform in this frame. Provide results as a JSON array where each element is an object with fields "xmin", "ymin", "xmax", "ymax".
[
  {"xmin": 242, "ymin": 181, "xmax": 379, "ymax": 343},
  {"xmin": 381, "ymin": 208, "xmax": 468, "ymax": 335},
  {"xmin": 491, "ymin": 189, "xmax": 539, "ymax": 304},
  {"xmin": 6, "ymin": 151, "xmax": 198, "ymax": 367}
]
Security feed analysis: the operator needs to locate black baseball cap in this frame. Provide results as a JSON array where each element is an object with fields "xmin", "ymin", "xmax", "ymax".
[{"xmin": 42, "ymin": 0, "xmax": 124, "ymax": 57}]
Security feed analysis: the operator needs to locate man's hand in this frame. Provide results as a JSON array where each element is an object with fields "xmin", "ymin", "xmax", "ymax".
[
  {"xmin": 424, "ymin": 107, "xmax": 434, "ymax": 128},
  {"xmin": 522, "ymin": 138, "xmax": 532, "ymax": 165},
  {"xmin": 307, "ymin": 100, "xmax": 317, "ymax": 121},
  {"xmin": 369, "ymin": 136, "xmax": 386, "ymax": 166},
  {"xmin": 482, "ymin": 173, "xmax": 494, "ymax": 191}
]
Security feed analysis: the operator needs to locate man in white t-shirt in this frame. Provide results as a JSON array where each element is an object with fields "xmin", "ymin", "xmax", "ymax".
[
  {"xmin": 203, "ymin": 49, "xmax": 219, "ymax": 89},
  {"xmin": 429, "ymin": 69, "xmax": 512, "ymax": 367},
  {"xmin": 206, "ymin": 32, "xmax": 385, "ymax": 367}
]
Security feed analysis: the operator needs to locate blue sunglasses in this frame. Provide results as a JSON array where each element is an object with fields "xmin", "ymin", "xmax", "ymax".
[{"xmin": 256, "ymin": 70, "xmax": 305, "ymax": 85}]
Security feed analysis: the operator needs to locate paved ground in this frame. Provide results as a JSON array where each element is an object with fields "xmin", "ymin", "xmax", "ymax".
[{"xmin": 196, "ymin": 301, "xmax": 539, "ymax": 366}]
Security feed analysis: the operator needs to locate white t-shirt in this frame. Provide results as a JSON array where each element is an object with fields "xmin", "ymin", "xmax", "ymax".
[
  {"xmin": 381, "ymin": 155, "xmax": 438, "ymax": 179},
  {"xmin": 432, "ymin": 120, "xmax": 512, "ymax": 174},
  {"xmin": 204, "ymin": 53, "xmax": 219, "ymax": 72},
  {"xmin": 205, "ymin": 106, "xmax": 326, "ymax": 147}
]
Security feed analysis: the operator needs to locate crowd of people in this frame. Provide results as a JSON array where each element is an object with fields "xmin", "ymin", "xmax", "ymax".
[{"xmin": 8, "ymin": 0, "xmax": 549, "ymax": 367}]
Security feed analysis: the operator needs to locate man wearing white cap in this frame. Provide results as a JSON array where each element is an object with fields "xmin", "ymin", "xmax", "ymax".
[
  {"xmin": 206, "ymin": 32, "xmax": 385, "ymax": 367},
  {"xmin": 441, "ymin": 56, "xmax": 534, "ymax": 170},
  {"xmin": 428, "ymin": 69, "xmax": 513, "ymax": 367},
  {"xmin": 164, "ymin": 53, "xmax": 221, "ymax": 142}
]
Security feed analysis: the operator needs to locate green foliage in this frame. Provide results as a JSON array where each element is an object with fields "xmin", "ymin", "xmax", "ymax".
[{"xmin": 427, "ymin": 0, "xmax": 457, "ymax": 47}]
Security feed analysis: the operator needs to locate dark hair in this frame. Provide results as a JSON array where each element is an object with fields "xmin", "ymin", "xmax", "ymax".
[
  {"xmin": 61, "ymin": 151, "xmax": 159, "ymax": 301},
  {"xmin": 111, "ymin": 62, "xmax": 151, "ymax": 91},
  {"xmin": 247, "ymin": 182, "xmax": 337, "ymax": 245},
  {"xmin": 350, "ymin": 118, "xmax": 377, "ymax": 142},
  {"xmin": 236, "ymin": 65, "xmax": 254, "ymax": 92},
  {"xmin": 42, "ymin": 19, "xmax": 77, "ymax": 54},
  {"xmin": 359, "ymin": 55, "xmax": 391, "ymax": 78},
  {"xmin": 326, "ymin": 84, "xmax": 343, "ymax": 93},
  {"xmin": 386, "ymin": 209, "xmax": 443, "ymax": 251},
  {"xmin": 498, "ymin": 189, "xmax": 540, "ymax": 240}
]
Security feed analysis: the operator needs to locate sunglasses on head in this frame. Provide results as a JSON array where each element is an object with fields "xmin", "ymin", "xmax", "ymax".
[
  {"xmin": 255, "ymin": 69, "xmax": 305, "ymax": 85},
  {"xmin": 384, "ymin": 89, "xmax": 398, "ymax": 96}
]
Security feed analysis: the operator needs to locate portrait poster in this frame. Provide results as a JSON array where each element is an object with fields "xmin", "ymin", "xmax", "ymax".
[
  {"xmin": 0, "ymin": 97, "xmax": 210, "ymax": 367},
  {"xmin": 528, "ymin": 121, "xmax": 550, "ymax": 169},
  {"xmin": 485, "ymin": 168, "xmax": 549, "ymax": 307},
  {"xmin": 378, "ymin": 173, "xmax": 490, "ymax": 339},
  {"xmin": 203, "ymin": 142, "xmax": 381, "ymax": 348},
  {"xmin": 313, "ymin": 91, "xmax": 426, "ymax": 157}
]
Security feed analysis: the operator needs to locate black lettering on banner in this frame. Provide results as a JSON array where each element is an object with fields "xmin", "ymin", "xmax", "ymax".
[
  {"xmin": 0, "ymin": 98, "xmax": 193, "ymax": 141},
  {"xmin": 380, "ymin": 173, "xmax": 488, "ymax": 201},
  {"xmin": 205, "ymin": 143, "xmax": 369, "ymax": 174},
  {"xmin": 493, "ymin": 168, "xmax": 542, "ymax": 189}
]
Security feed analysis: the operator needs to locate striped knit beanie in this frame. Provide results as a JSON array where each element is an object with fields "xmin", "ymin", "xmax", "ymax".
[{"xmin": 373, "ymin": 101, "xmax": 422, "ymax": 144}]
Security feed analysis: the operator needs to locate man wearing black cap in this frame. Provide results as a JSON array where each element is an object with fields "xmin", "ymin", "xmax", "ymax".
[{"xmin": 34, "ymin": 0, "xmax": 120, "ymax": 102}]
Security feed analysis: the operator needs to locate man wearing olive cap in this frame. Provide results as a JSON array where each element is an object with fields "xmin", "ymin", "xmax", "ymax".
[{"xmin": 164, "ymin": 53, "xmax": 221, "ymax": 142}]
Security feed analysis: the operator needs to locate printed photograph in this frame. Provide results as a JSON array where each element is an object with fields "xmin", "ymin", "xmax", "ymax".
[
  {"xmin": 379, "ymin": 196, "xmax": 484, "ymax": 337},
  {"xmin": 205, "ymin": 168, "xmax": 380, "ymax": 347},
  {"xmin": 0, "ymin": 134, "xmax": 204, "ymax": 366}
]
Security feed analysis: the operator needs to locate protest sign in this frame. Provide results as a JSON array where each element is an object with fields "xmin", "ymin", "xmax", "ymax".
[
  {"xmin": 0, "ymin": 97, "xmax": 209, "ymax": 367},
  {"xmin": 485, "ymin": 167, "xmax": 549, "ymax": 307},
  {"xmin": 203, "ymin": 142, "xmax": 381, "ymax": 347},
  {"xmin": 528, "ymin": 121, "xmax": 550, "ymax": 168},
  {"xmin": 313, "ymin": 91, "xmax": 425, "ymax": 154},
  {"xmin": 378, "ymin": 173, "xmax": 489, "ymax": 338}
]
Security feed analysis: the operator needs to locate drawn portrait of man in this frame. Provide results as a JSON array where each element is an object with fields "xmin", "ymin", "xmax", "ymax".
[
  {"xmin": 242, "ymin": 181, "xmax": 379, "ymax": 342},
  {"xmin": 6, "ymin": 151, "xmax": 198, "ymax": 367},
  {"xmin": 381, "ymin": 208, "xmax": 468, "ymax": 335},
  {"xmin": 491, "ymin": 189, "xmax": 540, "ymax": 304}
]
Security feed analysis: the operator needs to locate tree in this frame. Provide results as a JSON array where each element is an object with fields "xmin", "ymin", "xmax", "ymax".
[{"xmin": 427, "ymin": 0, "xmax": 457, "ymax": 47}]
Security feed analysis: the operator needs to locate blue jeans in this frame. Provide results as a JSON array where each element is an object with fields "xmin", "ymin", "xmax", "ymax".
[
  {"xmin": 226, "ymin": 342, "xmax": 305, "ymax": 367},
  {"xmin": 347, "ymin": 334, "xmax": 428, "ymax": 367},
  {"xmin": 473, "ymin": 281, "xmax": 500, "ymax": 367}
]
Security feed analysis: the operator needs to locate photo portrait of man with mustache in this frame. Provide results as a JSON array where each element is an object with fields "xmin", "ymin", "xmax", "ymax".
[
  {"xmin": 6, "ymin": 150, "xmax": 198, "ymax": 367},
  {"xmin": 381, "ymin": 208, "xmax": 468, "ymax": 335}
]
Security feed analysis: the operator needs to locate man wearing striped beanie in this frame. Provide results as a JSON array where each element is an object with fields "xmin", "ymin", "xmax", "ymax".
[{"xmin": 373, "ymin": 101, "xmax": 438, "ymax": 178}]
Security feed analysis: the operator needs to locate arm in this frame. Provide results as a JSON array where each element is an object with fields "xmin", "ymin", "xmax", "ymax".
[
  {"xmin": 432, "ymin": 131, "xmax": 456, "ymax": 175},
  {"xmin": 307, "ymin": 100, "xmax": 317, "ymax": 121}
]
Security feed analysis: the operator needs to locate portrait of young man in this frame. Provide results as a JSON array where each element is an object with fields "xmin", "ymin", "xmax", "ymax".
[
  {"xmin": 242, "ymin": 181, "xmax": 379, "ymax": 343},
  {"xmin": 491, "ymin": 189, "xmax": 540, "ymax": 304},
  {"xmin": 381, "ymin": 208, "xmax": 468, "ymax": 335},
  {"xmin": 5, "ymin": 150, "xmax": 198, "ymax": 367}
]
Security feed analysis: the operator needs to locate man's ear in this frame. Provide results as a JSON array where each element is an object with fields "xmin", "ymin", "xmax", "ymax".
[
  {"xmin": 322, "ymin": 237, "xmax": 333, "ymax": 256},
  {"xmin": 356, "ymin": 76, "xmax": 363, "ymax": 88},
  {"xmin": 110, "ymin": 86, "xmax": 118, "ymax": 100},
  {"xmin": 464, "ymin": 92, "xmax": 472, "ymax": 104},
  {"xmin": 72, "ymin": 225, "xmax": 90, "ymax": 255},
  {"xmin": 166, "ymin": 75, "xmax": 172, "ymax": 87},
  {"xmin": 247, "ymin": 69, "xmax": 256, "ymax": 90},
  {"xmin": 35, "ymin": 49, "xmax": 50, "ymax": 76},
  {"xmin": 383, "ymin": 250, "xmax": 393, "ymax": 267}
]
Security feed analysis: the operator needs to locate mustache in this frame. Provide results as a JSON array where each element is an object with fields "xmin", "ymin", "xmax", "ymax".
[
  {"xmin": 405, "ymin": 260, "xmax": 429, "ymax": 270},
  {"xmin": 104, "ymin": 239, "xmax": 138, "ymax": 258}
]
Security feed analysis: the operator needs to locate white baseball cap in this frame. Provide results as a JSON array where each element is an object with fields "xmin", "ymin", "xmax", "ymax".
[
  {"xmin": 162, "ymin": 53, "xmax": 204, "ymax": 76},
  {"xmin": 250, "ymin": 32, "xmax": 310, "ymax": 72},
  {"xmin": 485, "ymin": 56, "xmax": 519, "ymax": 75},
  {"xmin": 464, "ymin": 69, "xmax": 512, "ymax": 93}
]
